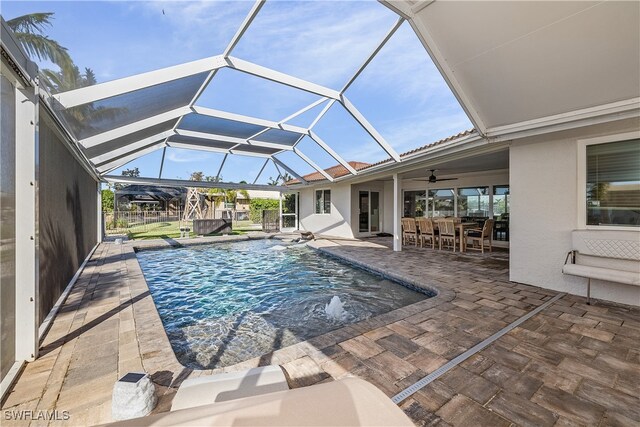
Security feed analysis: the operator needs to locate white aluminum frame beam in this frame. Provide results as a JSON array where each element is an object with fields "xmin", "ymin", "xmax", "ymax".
[
  {"xmin": 166, "ymin": 141, "xmax": 231, "ymax": 155},
  {"xmin": 215, "ymin": 153, "xmax": 228, "ymax": 181},
  {"xmin": 15, "ymin": 84, "xmax": 39, "ymax": 362},
  {"xmin": 223, "ymin": 0, "xmax": 266, "ymax": 57},
  {"xmin": 271, "ymin": 157, "xmax": 307, "ymax": 184},
  {"xmin": 54, "ymin": 56, "xmax": 227, "ymax": 108},
  {"xmin": 340, "ymin": 95, "xmax": 401, "ymax": 162},
  {"xmin": 192, "ymin": 106, "xmax": 308, "ymax": 134},
  {"xmin": 293, "ymin": 147, "xmax": 334, "ymax": 182},
  {"xmin": 253, "ymin": 158, "xmax": 270, "ymax": 184},
  {"xmin": 90, "ymin": 130, "xmax": 174, "ymax": 165},
  {"xmin": 158, "ymin": 146, "xmax": 167, "ymax": 179},
  {"xmin": 226, "ymin": 56, "xmax": 342, "ymax": 100},
  {"xmin": 379, "ymin": 0, "xmax": 485, "ymax": 135},
  {"xmin": 98, "ymin": 143, "xmax": 165, "ymax": 174},
  {"xmin": 80, "ymin": 106, "xmax": 190, "ymax": 148},
  {"xmin": 308, "ymin": 130, "xmax": 358, "ymax": 175},
  {"xmin": 174, "ymin": 129, "xmax": 294, "ymax": 151},
  {"xmin": 103, "ymin": 175, "xmax": 293, "ymax": 191},
  {"xmin": 308, "ymin": 99, "xmax": 336, "ymax": 129},
  {"xmin": 167, "ymin": 140, "xmax": 274, "ymax": 158},
  {"xmin": 280, "ymin": 98, "xmax": 328, "ymax": 125},
  {"xmin": 229, "ymin": 148, "xmax": 274, "ymax": 158},
  {"xmin": 341, "ymin": 17, "xmax": 404, "ymax": 93}
]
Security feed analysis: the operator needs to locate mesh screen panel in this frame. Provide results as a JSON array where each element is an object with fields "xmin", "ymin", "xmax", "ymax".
[
  {"xmin": 168, "ymin": 134, "xmax": 237, "ymax": 151},
  {"xmin": 252, "ymin": 128, "xmax": 302, "ymax": 146},
  {"xmin": 59, "ymin": 72, "xmax": 209, "ymax": 140},
  {"xmin": 85, "ymin": 119, "xmax": 177, "ymax": 159},
  {"xmin": 233, "ymin": 145, "xmax": 282, "ymax": 155},
  {"xmin": 178, "ymin": 113, "xmax": 267, "ymax": 138}
]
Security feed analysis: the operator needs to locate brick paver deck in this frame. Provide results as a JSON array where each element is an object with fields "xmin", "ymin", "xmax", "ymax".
[{"xmin": 2, "ymin": 235, "xmax": 638, "ymax": 426}]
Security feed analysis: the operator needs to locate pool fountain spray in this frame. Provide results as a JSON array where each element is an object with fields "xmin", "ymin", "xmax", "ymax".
[{"xmin": 325, "ymin": 296, "xmax": 347, "ymax": 321}]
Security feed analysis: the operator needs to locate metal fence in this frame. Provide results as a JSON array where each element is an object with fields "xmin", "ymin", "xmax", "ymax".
[
  {"xmin": 262, "ymin": 209, "xmax": 280, "ymax": 233},
  {"xmin": 105, "ymin": 208, "xmax": 259, "ymax": 235},
  {"xmin": 104, "ymin": 210, "xmax": 182, "ymax": 235}
]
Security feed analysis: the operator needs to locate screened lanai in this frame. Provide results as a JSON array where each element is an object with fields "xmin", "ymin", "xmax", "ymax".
[{"xmin": 44, "ymin": 0, "xmax": 420, "ymax": 187}]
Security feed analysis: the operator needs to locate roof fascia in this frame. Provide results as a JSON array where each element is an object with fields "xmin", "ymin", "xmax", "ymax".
[{"xmin": 485, "ymin": 98, "xmax": 640, "ymax": 142}]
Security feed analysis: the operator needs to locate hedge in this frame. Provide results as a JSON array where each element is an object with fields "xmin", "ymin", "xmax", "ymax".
[{"xmin": 249, "ymin": 198, "xmax": 279, "ymax": 223}]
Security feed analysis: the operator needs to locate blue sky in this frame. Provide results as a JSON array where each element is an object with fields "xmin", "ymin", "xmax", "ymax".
[{"xmin": 2, "ymin": 0, "xmax": 471, "ymax": 183}]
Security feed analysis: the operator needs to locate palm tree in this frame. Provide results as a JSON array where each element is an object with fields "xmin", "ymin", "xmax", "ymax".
[
  {"xmin": 41, "ymin": 65, "xmax": 125, "ymax": 135},
  {"xmin": 7, "ymin": 13, "xmax": 74, "ymax": 76}
]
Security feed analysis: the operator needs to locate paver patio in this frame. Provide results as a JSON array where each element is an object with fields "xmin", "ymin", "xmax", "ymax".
[{"xmin": 2, "ymin": 234, "xmax": 638, "ymax": 426}]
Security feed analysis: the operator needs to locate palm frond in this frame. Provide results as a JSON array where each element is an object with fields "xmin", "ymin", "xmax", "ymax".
[
  {"xmin": 13, "ymin": 33, "xmax": 74, "ymax": 74},
  {"xmin": 7, "ymin": 13, "xmax": 54, "ymax": 34}
]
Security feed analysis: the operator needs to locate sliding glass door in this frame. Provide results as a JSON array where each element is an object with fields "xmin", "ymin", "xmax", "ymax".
[{"xmin": 358, "ymin": 191, "xmax": 380, "ymax": 233}]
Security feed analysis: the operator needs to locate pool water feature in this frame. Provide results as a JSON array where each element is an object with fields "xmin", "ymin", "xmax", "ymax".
[{"xmin": 136, "ymin": 239, "xmax": 432, "ymax": 369}]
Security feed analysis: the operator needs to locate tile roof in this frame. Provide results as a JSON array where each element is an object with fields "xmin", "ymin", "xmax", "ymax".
[
  {"xmin": 285, "ymin": 129, "xmax": 476, "ymax": 185},
  {"xmin": 358, "ymin": 129, "xmax": 477, "ymax": 171},
  {"xmin": 287, "ymin": 161, "xmax": 371, "ymax": 184}
]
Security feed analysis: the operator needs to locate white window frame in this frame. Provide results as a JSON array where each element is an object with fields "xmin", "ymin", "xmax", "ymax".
[
  {"xmin": 314, "ymin": 188, "xmax": 331, "ymax": 215},
  {"xmin": 577, "ymin": 130, "xmax": 640, "ymax": 230}
]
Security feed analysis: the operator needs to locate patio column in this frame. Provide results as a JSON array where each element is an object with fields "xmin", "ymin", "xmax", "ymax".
[
  {"xmin": 393, "ymin": 173, "xmax": 402, "ymax": 252},
  {"xmin": 279, "ymin": 192, "xmax": 283, "ymax": 231},
  {"xmin": 97, "ymin": 182, "xmax": 103, "ymax": 242},
  {"xmin": 15, "ymin": 83, "xmax": 39, "ymax": 361}
]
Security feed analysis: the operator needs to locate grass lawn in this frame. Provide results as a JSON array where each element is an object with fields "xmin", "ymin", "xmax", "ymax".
[{"xmin": 127, "ymin": 221, "xmax": 247, "ymax": 240}]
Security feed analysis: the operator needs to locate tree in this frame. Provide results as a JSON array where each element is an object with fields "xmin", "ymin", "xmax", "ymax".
[
  {"xmin": 122, "ymin": 167, "xmax": 140, "ymax": 177},
  {"xmin": 267, "ymin": 172, "xmax": 293, "ymax": 186},
  {"xmin": 7, "ymin": 13, "xmax": 74, "ymax": 76},
  {"xmin": 101, "ymin": 189, "xmax": 114, "ymax": 212},
  {"xmin": 189, "ymin": 171, "xmax": 204, "ymax": 181},
  {"xmin": 114, "ymin": 167, "xmax": 140, "ymax": 190}
]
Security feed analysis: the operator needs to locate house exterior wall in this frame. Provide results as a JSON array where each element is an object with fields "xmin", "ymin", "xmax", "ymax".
[
  {"xmin": 299, "ymin": 184, "xmax": 353, "ymax": 238},
  {"xmin": 510, "ymin": 118, "xmax": 640, "ymax": 305},
  {"xmin": 38, "ymin": 109, "xmax": 98, "ymax": 323}
]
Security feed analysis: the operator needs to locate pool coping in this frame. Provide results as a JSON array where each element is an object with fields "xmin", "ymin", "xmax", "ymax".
[{"xmin": 125, "ymin": 235, "xmax": 456, "ymax": 391}]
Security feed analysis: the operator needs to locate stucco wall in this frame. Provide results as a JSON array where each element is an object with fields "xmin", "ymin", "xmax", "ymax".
[
  {"xmin": 38, "ymin": 109, "xmax": 98, "ymax": 323},
  {"xmin": 510, "ymin": 119, "xmax": 640, "ymax": 305},
  {"xmin": 299, "ymin": 184, "xmax": 353, "ymax": 238}
]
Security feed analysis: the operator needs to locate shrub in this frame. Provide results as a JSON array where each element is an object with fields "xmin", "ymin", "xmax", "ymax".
[{"xmin": 249, "ymin": 198, "xmax": 279, "ymax": 223}]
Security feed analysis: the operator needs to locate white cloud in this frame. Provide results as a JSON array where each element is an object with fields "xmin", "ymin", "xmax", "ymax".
[
  {"xmin": 166, "ymin": 149, "xmax": 214, "ymax": 163},
  {"xmin": 133, "ymin": 0, "xmax": 250, "ymax": 55},
  {"xmin": 232, "ymin": 1, "xmax": 398, "ymax": 88}
]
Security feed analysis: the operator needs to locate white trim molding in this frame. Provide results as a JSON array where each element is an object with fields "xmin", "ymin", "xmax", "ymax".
[{"xmin": 576, "ymin": 130, "xmax": 640, "ymax": 230}]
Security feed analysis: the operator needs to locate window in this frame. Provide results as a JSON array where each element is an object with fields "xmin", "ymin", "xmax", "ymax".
[
  {"xmin": 586, "ymin": 139, "xmax": 640, "ymax": 226},
  {"xmin": 493, "ymin": 185, "xmax": 510, "ymax": 219},
  {"xmin": 315, "ymin": 189, "xmax": 331, "ymax": 214},
  {"xmin": 427, "ymin": 189, "xmax": 455, "ymax": 217},
  {"xmin": 403, "ymin": 190, "xmax": 426, "ymax": 217},
  {"xmin": 457, "ymin": 187, "xmax": 490, "ymax": 218}
]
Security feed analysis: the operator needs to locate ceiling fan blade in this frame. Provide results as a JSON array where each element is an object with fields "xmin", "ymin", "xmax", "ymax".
[{"xmin": 435, "ymin": 177, "xmax": 458, "ymax": 182}]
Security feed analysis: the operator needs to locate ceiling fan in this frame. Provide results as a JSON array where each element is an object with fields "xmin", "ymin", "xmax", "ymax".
[{"xmin": 416, "ymin": 170, "xmax": 458, "ymax": 183}]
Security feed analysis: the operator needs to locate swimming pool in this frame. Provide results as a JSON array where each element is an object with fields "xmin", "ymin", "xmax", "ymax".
[{"xmin": 136, "ymin": 239, "xmax": 432, "ymax": 369}]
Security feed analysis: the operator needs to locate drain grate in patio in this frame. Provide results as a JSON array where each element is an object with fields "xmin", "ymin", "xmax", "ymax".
[{"xmin": 391, "ymin": 292, "xmax": 566, "ymax": 404}]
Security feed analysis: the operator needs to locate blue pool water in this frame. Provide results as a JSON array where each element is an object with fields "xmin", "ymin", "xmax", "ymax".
[{"xmin": 136, "ymin": 239, "xmax": 431, "ymax": 369}]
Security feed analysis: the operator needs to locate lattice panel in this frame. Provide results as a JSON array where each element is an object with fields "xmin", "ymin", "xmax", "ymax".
[{"xmin": 583, "ymin": 238, "xmax": 640, "ymax": 260}]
